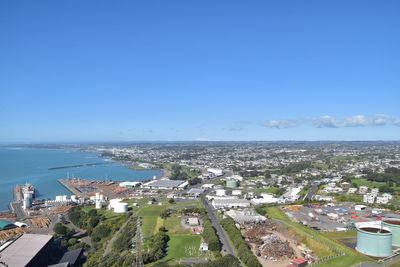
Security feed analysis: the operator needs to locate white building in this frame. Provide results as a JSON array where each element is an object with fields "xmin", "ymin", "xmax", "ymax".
[
  {"xmin": 226, "ymin": 209, "xmax": 266, "ymax": 223},
  {"xmin": 207, "ymin": 168, "xmax": 224, "ymax": 177},
  {"xmin": 119, "ymin": 181, "xmax": 141, "ymax": 188},
  {"xmin": 215, "ymin": 189, "xmax": 226, "ymax": 196},
  {"xmin": 250, "ymin": 193, "xmax": 279, "ymax": 205},
  {"xmin": 142, "ymin": 179, "xmax": 188, "ymax": 190},
  {"xmin": 232, "ymin": 190, "xmax": 242, "ymax": 196},
  {"xmin": 363, "ymin": 193, "xmax": 375, "ymax": 204},
  {"xmin": 359, "ymin": 186, "xmax": 369, "ymax": 194},
  {"xmin": 212, "ymin": 199, "xmax": 250, "ymax": 209},
  {"xmin": 348, "ymin": 188, "xmax": 357, "ymax": 194},
  {"xmin": 376, "ymin": 196, "xmax": 390, "ymax": 204}
]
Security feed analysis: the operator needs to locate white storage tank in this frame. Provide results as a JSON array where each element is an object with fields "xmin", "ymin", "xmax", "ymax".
[{"xmin": 113, "ymin": 202, "xmax": 128, "ymax": 213}]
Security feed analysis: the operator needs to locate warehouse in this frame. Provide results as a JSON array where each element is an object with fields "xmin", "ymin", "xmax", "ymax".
[
  {"xmin": 212, "ymin": 199, "xmax": 250, "ymax": 209},
  {"xmin": 0, "ymin": 219, "xmax": 16, "ymax": 231},
  {"xmin": 142, "ymin": 179, "xmax": 188, "ymax": 190},
  {"xmin": 0, "ymin": 234, "xmax": 54, "ymax": 267}
]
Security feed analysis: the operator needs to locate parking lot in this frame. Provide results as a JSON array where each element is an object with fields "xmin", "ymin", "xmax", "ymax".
[{"xmin": 283, "ymin": 203, "xmax": 400, "ymax": 231}]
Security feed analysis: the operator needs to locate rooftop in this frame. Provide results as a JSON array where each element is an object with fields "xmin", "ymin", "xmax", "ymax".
[
  {"xmin": 145, "ymin": 179, "xmax": 187, "ymax": 188},
  {"xmin": 0, "ymin": 219, "xmax": 15, "ymax": 230},
  {"xmin": 0, "ymin": 234, "xmax": 53, "ymax": 267}
]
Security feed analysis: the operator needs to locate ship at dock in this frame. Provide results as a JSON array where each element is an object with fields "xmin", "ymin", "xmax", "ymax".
[
  {"xmin": 22, "ymin": 183, "xmax": 35, "ymax": 198},
  {"xmin": 13, "ymin": 183, "xmax": 35, "ymax": 210}
]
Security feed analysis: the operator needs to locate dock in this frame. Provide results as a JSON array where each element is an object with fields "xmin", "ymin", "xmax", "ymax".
[{"xmin": 58, "ymin": 179, "xmax": 84, "ymax": 197}]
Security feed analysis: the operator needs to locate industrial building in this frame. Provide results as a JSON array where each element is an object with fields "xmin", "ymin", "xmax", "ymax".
[
  {"xmin": 382, "ymin": 219, "xmax": 400, "ymax": 247},
  {"xmin": 355, "ymin": 222, "xmax": 393, "ymax": 257},
  {"xmin": 212, "ymin": 199, "xmax": 250, "ymax": 209},
  {"xmin": 0, "ymin": 234, "xmax": 54, "ymax": 267},
  {"xmin": 142, "ymin": 179, "xmax": 188, "ymax": 190},
  {"xmin": 226, "ymin": 209, "xmax": 266, "ymax": 223},
  {"xmin": 119, "ymin": 181, "xmax": 142, "ymax": 188},
  {"xmin": 0, "ymin": 219, "xmax": 16, "ymax": 231}
]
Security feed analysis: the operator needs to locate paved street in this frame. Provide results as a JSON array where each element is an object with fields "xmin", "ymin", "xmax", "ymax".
[{"xmin": 200, "ymin": 193, "xmax": 236, "ymax": 256}]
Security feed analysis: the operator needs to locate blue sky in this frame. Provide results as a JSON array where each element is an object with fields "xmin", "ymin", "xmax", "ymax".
[{"xmin": 1, "ymin": 1, "xmax": 399, "ymax": 142}]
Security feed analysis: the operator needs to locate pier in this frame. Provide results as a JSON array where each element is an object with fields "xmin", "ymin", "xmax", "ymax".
[{"xmin": 58, "ymin": 179, "xmax": 85, "ymax": 197}]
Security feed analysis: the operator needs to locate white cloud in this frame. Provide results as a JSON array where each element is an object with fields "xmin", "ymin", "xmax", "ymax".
[
  {"xmin": 258, "ymin": 114, "xmax": 400, "ymax": 129},
  {"xmin": 344, "ymin": 115, "xmax": 369, "ymax": 127},
  {"xmin": 313, "ymin": 116, "xmax": 342, "ymax": 128},
  {"xmin": 260, "ymin": 119, "xmax": 303, "ymax": 128}
]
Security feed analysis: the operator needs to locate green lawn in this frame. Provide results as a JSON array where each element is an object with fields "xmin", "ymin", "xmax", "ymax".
[
  {"xmin": 264, "ymin": 206, "xmax": 373, "ymax": 267},
  {"xmin": 323, "ymin": 230, "xmax": 356, "ymax": 240},
  {"xmin": 351, "ymin": 179, "xmax": 383, "ymax": 188},
  {"xmin": 255, "ymin": 187, "xmax": 278, "ymax": 194},
  {"xmin": 138, "ymin": 205, "xmax": 167, "ymax": 238},
  {"xmin": 165, "ymin": 235, "xmax": 203, "ymax": 259},
  {"xmin": 137, "ymin": 200, "xmax": 201, "ymax": 238},
  {"xmin": 163, "ymin": 215, "xmax": 190, "ymax": 235}
]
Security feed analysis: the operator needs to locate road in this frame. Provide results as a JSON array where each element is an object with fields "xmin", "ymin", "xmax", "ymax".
[
  {"xmin": 304, "ymin": 183, "xmax": 318, "ymax": 201},
  {"xmin": 200, "ymin": 193, "xmax": 236, "ymax": 256}
]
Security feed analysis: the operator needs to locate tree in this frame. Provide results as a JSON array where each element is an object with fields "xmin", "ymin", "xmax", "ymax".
[
  {"xmin": 91, "ymin": 224, "xmax": 111, "ymax": 242},
  {"xmin": 168, "ymin": 198, "xmax": 175, "ymax": 204},
  {"xmin": 159, "ymin": 226, "xmax": 168, "ymax": 232},
  {"xmin": 54, "ymin": 223, "xmax": 68, "ymax": 237}
]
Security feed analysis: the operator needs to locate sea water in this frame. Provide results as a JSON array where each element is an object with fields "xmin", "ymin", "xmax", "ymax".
[{"xmin": 0, "ymin": 147, "xmax": 162, "ymax": 211}]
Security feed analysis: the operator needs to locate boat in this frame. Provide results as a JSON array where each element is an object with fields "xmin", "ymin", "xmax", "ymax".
[{"xmin": 22, "ymin": 184, "xmax": 35, "ymax": 198}]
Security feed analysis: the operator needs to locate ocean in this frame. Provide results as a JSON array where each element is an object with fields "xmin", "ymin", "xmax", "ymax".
[{"xmin": 0, "ymin": 147, "xmax": 162, "ymax": 211}]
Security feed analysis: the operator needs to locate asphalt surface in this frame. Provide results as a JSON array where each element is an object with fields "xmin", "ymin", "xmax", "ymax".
[
  {"xmin": 304, "ymin": 184, "xmax": 318, "ymax": 201},
  {"xmin": 200, "ymin": 192, "xmax": 236, "ymax": 256}
]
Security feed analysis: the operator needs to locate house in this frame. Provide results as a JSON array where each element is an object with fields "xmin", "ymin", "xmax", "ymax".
[
  {"xmin": 341, "ymin": 182, "xmax": 350, "ymax": 189},
  {"xmin": 348, "ymin": 188, "xmax": 357, "ymax": 194},
  {"xmin": 371, "ymin": 188, "xmax": 379, "ymax": 196},
  {"xmin": 187, "ymin": 217, "xmax": 200, "ymax": 226},
  {"xmin": 376, "ymin": 196, "xmax": 389, "ymax": 204},
  {"xmin": 363, "ymin": 193, "xmax": 375, "ymax": 204},
  {"xmin": 359, "ymin": 186, "xmax": 369, "ymax": 194}
]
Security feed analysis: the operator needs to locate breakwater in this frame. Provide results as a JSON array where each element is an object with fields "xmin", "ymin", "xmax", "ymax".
[{"xmin": 48, "ymin": 162, "xmax": 113, "ymax": 170}]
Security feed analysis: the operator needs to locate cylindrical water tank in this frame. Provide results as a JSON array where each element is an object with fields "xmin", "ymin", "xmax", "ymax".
[
  {"xmin": 113, "ymin": 202, "xmax": 128, "ymax": 213},
  {"xmin": 382, "ymin": 219, "xmax": 400, "ymax": 247},
  {"xmin": 356, "ymin": 226, "xmax": 392, "ymax": 257}
]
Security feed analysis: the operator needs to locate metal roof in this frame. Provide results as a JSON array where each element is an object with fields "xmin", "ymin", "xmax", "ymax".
[
  {"xmin": 0, "ymin": 219, "xmax": 15, "ymax": 230},
  {"xmin": 59, "ymin": 248, "xmax": 83, "ymax": 265},
  {"xmin": 0, "ymin": 234, "xmax": 53, "ymax": 267},
  {"xmin": 146, "ymin": 179, "xmax": 187, "ymax": 187}
]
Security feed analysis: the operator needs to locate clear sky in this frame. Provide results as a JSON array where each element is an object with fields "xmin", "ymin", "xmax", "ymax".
[{"xmin": 1, "ymin": 1, "xmax": 399, "ymax": 142}]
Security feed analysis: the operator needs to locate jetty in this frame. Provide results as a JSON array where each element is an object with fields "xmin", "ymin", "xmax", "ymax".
[{"xmin": 58, "ymin": 179, "xmax": 84, "ymax": 197}]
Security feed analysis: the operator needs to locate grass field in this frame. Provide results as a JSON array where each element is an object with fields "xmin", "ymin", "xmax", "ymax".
[
  {"xmin": 351, "ymin": 179, "xmax": 383, "ymax": 188},
  {"xmin": 264, "ymin": 206, "xmax": 373, "ymax": 267},
  {"xmin": 255, "ymin": 187, "xmax": 278, "ymax": 194},
  {"xmin": 165, "ymin": 235, "xmax": 203, "ymax": 259},
  {"xmin": 323, "ymin": 230, "xmax": 356, "ymax": 240}
]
